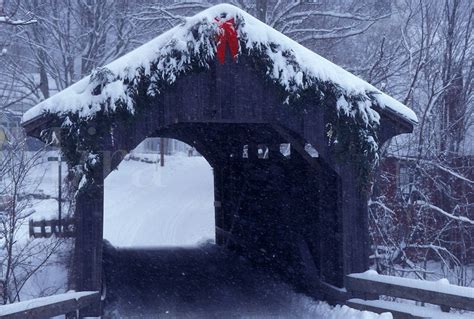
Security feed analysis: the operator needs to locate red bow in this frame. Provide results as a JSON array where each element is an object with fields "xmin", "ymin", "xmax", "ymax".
[{"xmin": 214, "ymin": 17, "xmax": 239, "ymax": 64}]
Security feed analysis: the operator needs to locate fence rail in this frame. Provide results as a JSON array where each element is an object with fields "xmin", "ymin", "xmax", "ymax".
[
  {"xmin": 29, "ymin": 218, "xmax": 75, "ymax": 238},
  {"xmin": 346, "ymin": 271, "xmax": 474, "ymax": 319},
  {"xmin": 0, "ymin": 291, "xmax": 99, "ymax": 319}
]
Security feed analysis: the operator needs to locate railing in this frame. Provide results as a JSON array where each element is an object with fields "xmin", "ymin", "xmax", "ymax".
[
  {"xmin": 346, "ymin": 271, "xmax": 474, "ymax": 319},
  {"xmin": 0, "ymin": 291, "xmax": 99, "ymax": 319},
  {"xmin": 29, "ymin": 218, "xmax": 75, "ymax": 238}
]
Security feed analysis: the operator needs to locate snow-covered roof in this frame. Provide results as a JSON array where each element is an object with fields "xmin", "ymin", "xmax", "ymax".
[{"xmin": 22, "ymin": 4, "xmax": 417, "ymax": 125}]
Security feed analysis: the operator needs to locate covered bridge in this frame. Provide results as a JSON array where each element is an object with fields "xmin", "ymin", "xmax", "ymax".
[{"xmin": 22, "ymin": 4, "xmax": 417, "ymax": 315}]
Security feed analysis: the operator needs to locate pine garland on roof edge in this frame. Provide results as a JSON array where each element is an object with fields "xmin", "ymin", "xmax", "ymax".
[{"xmin": 47, "ymin": 14, "xmax": 380, "ymax": 196}]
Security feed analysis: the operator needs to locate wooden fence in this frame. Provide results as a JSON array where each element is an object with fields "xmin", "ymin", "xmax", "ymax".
[
  {"xmin": 346, "ymin": 271, "xmax": 474, "ymax": 319},
  {"xmin": 29, "ymin": 218, "xmax": 75, "ymax": 238},
  {"xmin": 0, "ymin": 291, "xmax": 99, "ymax": 319}
]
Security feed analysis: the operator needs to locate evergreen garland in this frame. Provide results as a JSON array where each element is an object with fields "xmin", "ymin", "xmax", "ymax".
[{"xmin": 41, "ymin": 12, "xmax": 384, "ymax": 192}]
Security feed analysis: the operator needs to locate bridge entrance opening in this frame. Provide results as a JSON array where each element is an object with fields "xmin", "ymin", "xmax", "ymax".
[
  {"xmin": 101, "ymin": 122, "xmax": 345, "ymax": 317},
  {"xmin": 103, "ymin": 138, "xmax": 215, "ymax": 247}
]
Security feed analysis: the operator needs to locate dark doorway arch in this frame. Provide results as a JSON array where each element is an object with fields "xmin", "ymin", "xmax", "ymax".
[
  {"xmin": 149, "ymin": 122, "xmax": 345, "ymax": 290},
  {"xmin": 103, "ymin": 137, "xmax": 215, "ymax": 247},
  {"xmin": 103, "ymin": 120, "xmax": 346, "ymax": 303}
]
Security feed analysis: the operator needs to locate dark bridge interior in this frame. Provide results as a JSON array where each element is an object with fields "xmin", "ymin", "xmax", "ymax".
[
  {"xmin": 102, "ymin": 122, "xmax": 344, "ymax": 306},
  {"xmin": 100, "ymin": 122, "xmax": 345, "ymax": 316},
  {"xmin": 156, "ymin": 123, "xmax": 344, "ymax": 289}
]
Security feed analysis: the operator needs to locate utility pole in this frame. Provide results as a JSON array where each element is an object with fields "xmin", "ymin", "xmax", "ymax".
[
  {"xmin": 58, "ymin": 154, "xmax": 62, "ymax": 233},
  {"xmin": 47, "ymin": 152, "xmax": 63, "ymax": 235}
]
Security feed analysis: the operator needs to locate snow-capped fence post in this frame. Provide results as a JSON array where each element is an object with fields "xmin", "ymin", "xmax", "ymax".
[{"xmin": 40, "ymin": 219, "xmax": 46, "ymax": 238}]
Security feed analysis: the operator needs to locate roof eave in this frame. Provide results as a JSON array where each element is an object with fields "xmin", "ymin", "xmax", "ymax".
[{"xmin": 21, "ymin": 113, "xmax": 56, "ymax": 139}]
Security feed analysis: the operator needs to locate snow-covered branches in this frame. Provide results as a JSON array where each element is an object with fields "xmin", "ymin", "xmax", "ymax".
[
  {"xmin": 0, "ymin": 0, "xmax": 36, "ymax": 26},
  {"xmin": 128, "ymin": 1, "xmax": 389, "ymax": 46},
  {"xmin": 368, "ymin": 0, "xmax": 472, "ymax": 286},
  {"xmin": 0, "ymin": 136, "xmax": 63, "ymax": 303},
  {"xmin": 415, "ymin": 201, "xmax": 474, "ymax": 225},
  {"xmin": 0, "ymin": 15, "xmax": 36, "ymax": 26}
]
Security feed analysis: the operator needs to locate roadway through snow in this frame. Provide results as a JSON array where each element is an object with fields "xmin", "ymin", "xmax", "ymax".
[{"xmin": 103, "ymin": 243, "xmax": 315, "ymax": 319}]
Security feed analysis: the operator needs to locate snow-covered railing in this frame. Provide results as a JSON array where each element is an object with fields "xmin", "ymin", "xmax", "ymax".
[
  {"xmin": 346, "ymin": 270, "xmax": 474, "ymax": 319},
  {"xmin": 0, "ymin": 291, "xmax": 99, "ymax": 319}
]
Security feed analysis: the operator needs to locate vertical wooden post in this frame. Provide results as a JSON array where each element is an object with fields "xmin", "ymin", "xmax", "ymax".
[
  {"xmin": 40, "ymin": 220, "xmax": 46, "ymax": 238},
  {"xmin": 160, "ymin": 137, "xmax": 165, "ymax": 167},
  {"xmin": 29, "ymin": 219, "xmax": 34, "ymax": 238},
  {"xmin": 73, "ymin": 153, "xmax": 104, "ymax": 317},
  {"xmin": 213, "ymin": 165, "xmax": 225, "ymax": 245},
  {"xmin": 341, "ymin": 167, "xmax": 369, "ymax": 286}
]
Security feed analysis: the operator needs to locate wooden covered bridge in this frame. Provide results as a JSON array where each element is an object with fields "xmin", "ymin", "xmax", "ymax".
[{"xmin": 21, "ymin": 4, "xmax": 418, "ymax": 317}]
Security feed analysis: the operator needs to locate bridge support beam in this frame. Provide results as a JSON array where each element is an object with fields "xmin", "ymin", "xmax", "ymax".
[
  {"xmin": 72, "ymin": 154, "xmax": 104, "ymax": 317},
  {"xmin": 341, "ymin": 169, "xmax": 370, "ymax": 280}
]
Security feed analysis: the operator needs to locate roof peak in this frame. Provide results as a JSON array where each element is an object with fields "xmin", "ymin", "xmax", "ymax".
[{"xmin": 23, "ymin": 3, "xmax": 417, "ymax": 125}]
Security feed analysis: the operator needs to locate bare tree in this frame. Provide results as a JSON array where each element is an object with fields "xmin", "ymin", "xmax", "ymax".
[
  {"xmin": 368, "ymin": 0, "xmax": 473, "ymax": 286},
  {"xmin": 0, "ymin": 0, "xmax": 36, "ymax": 26},
  {"xmin": 130, "ymin": 0, "xmax": 389, "ymax": 47},
  {"xmin": 0, "ymin": 133, "xmax": 63, "ymax": 303},
  {"xmin": 0, "ymin": 0, "xmax": 140, "ymax": 110}
]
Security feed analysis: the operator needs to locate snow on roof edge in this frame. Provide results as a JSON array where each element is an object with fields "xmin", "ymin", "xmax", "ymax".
[{"xmin": 22, "ymin": 3, "xmax": 418, "ymax": 125}]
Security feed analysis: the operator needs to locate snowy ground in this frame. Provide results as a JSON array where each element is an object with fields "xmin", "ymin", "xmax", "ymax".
[
  {"xmin": 5, "ymin": 152, "xmax": 70, "ymax": 301},
  {"xmin": 104, "ymin": 153, "xmax": 215, "ymax": 247}
]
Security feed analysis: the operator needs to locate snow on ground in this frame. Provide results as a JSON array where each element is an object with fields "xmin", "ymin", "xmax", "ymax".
[
  {"xmin": 104, "ymin": 153, "xmax": 215, "ymax": 247},
  {"xmin": 294, "ymin": 300, "xmax": 392, "ymax": 319},
  {"xmin": 12, "ymin": 152, "xmax": 69, "ymax": 241},
  {"xmin": 1, "ymin": 151, "xmax": 70, "ymax": 301}
]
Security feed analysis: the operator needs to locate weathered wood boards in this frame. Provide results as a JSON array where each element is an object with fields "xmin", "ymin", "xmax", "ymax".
[{"xmin": 346, "ymin": 272, "xmax": 474, "ymax": 318}]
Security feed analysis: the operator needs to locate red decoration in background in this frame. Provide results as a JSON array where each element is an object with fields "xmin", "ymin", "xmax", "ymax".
[{"xmin": 214, "ymin": 17, "xmax": 239, "ymax": 64}]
